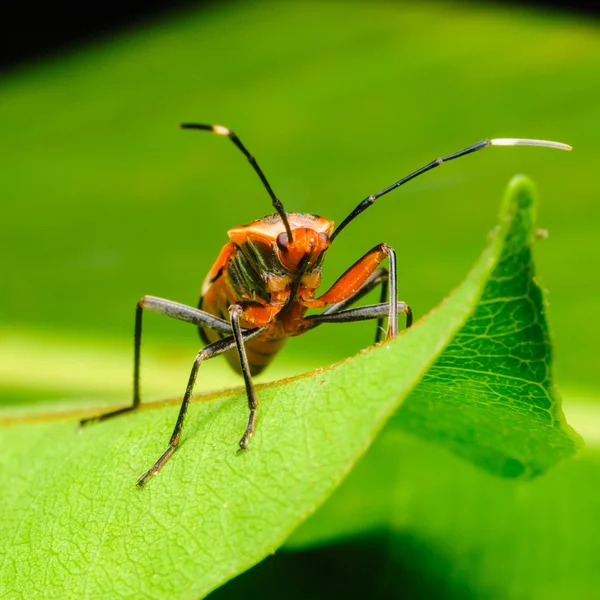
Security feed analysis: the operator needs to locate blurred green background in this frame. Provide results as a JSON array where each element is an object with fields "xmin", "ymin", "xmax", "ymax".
[{"xmin": 2, "ymin": 2, "xmax": 599, "ymax": 598}]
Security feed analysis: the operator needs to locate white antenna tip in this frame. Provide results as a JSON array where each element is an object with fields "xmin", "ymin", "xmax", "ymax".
[
  {"xmin": 490, "ymin": 138, "xmax": 572, "ymax": 151},
  {"xmin": 213, "ymin": 125, "xmax": 231, "ymax": 136}
]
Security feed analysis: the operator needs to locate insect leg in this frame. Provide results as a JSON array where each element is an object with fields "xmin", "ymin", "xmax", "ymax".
[
  {"xmin": 306, "ymin": 301, "xmax": 413, "ymax": 329},
  {"xmin": 228, "ymin": 303, "xmax": 260, "ymax": 450},
  {"xmin": 310, "ymin": 243, "xmax": 399, "ymax": 340},
  {"xmin": 319, "ymin": 267, "xmax": 390, "ymax": 344},
  {"xmin": 375, "ymin": 274, "xmax": 389, "ymax": 344},
  {"xmin": 80, "ymin": 295, "xmax": 234, "ymax": 426},
  {"xmin": 320, "ymin": 267, "xmax": 388, "ymax": 316},
  {"xmin": 137, "ymin": 326, "xmax": 265, "ymax": 487}
]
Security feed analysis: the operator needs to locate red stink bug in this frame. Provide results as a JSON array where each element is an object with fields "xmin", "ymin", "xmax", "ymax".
[{"xmin": 80, "ymin": 124, "xmax": 571, "ymax": 486}]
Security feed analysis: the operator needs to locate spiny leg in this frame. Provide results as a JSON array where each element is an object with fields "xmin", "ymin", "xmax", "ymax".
[
  {"xmin": 384, "ymin": 246, "xmax": 398, "ymax": 339},
  {"xmin": 375, "ymin": 275, "xmax": 388, "ymax": 344},
  {"xmin": 137, "ymin": 326, "xmax": 265, "ymax": 487},
  {"xmin": 229, "ymin": 304, "xmax": 260, "ymax": 450},
  {"xmin": 79, "ymin": 300, "xmax": 145, "ymax": 426},
  {"xmin": 136, "ymin": 349, "xmax": 206, "ymax": 487},
  {"xmin": 319, "ymin": 267, "xmax": 391, "ymax": 344},
  {"xmin": 306, "ymin": 301, "xmax": 413, "ymax": 329},
  {"xmin": 80, "ymin": 295, "xmax": 233, "ymax": 427},
  {"xmin": 309, "ymin": 243, "xmax": 399, "ymax": 340},
  {"xmin": 320, "ymin": 267, "xmax": 388, "ymax": 316}
]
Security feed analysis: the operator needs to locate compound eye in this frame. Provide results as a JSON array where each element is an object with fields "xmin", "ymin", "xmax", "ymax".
[{"xmin": 276, "ymin": 232, "xmax": 289, "ymax": 253}]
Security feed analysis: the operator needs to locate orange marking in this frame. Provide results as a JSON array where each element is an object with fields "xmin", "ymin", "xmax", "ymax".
[
  {"xmin": 238, "ymin": 303, "xmax": 285, "ymax": 328},
  {"xmin": 201, "ymin": 242, "xmax": 236, "ymax": 296},
  {"xmin": 306, "ymin": 244, "xmax": 389, "ymax": 307},
  {"xmin": 228, "ymin": 213, "xmax": 333, "ymax": 246}
]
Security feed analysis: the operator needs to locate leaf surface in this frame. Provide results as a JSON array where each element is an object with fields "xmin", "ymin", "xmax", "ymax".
[
  {"xmin": 0, "ymin": 177, "xmax": 580, "ymax": 599},
  {"xmin": 258, "ymin": 432, "xmax": 600, "ymax": 600},
  {"xmin": 394, "ymin": 177, "xmax": 579, "ymax": 477}
]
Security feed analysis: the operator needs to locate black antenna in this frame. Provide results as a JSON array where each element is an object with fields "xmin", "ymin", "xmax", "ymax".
[
  {"xmin": 330, "ymin": 137, "xmax": 572, "ymax": 243},
  {"xmin": 181, "ymin": 123, "xmax": 294, "ymax": 244}
]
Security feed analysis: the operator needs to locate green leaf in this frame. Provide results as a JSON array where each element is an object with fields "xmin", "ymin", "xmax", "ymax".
[
  {"xmin": 0, "ymin": 177, "xmax": 581, "ymax": 599},
  {"xmin": 246, "ymin": 432, "xmax": 600, "ymax": 600},
  {"xmin": 393, "ymin": 177, "xmax": 581, "ymax": 478}
]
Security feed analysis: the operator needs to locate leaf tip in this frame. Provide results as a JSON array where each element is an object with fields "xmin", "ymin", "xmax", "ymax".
[{"xmin": 504, "ymin": 174, "xmax": 538, "ymax": 213}]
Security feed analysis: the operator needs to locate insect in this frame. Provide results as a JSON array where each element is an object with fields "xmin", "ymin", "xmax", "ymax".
[{"xmin": 80, "ymin": 124, "xmax": 571, "ymax": 486}]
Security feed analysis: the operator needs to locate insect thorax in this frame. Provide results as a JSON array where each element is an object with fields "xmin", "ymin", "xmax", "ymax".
[{"xmin": 224, "ymin": 212, "xmax": 334, "ymax": 302}]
